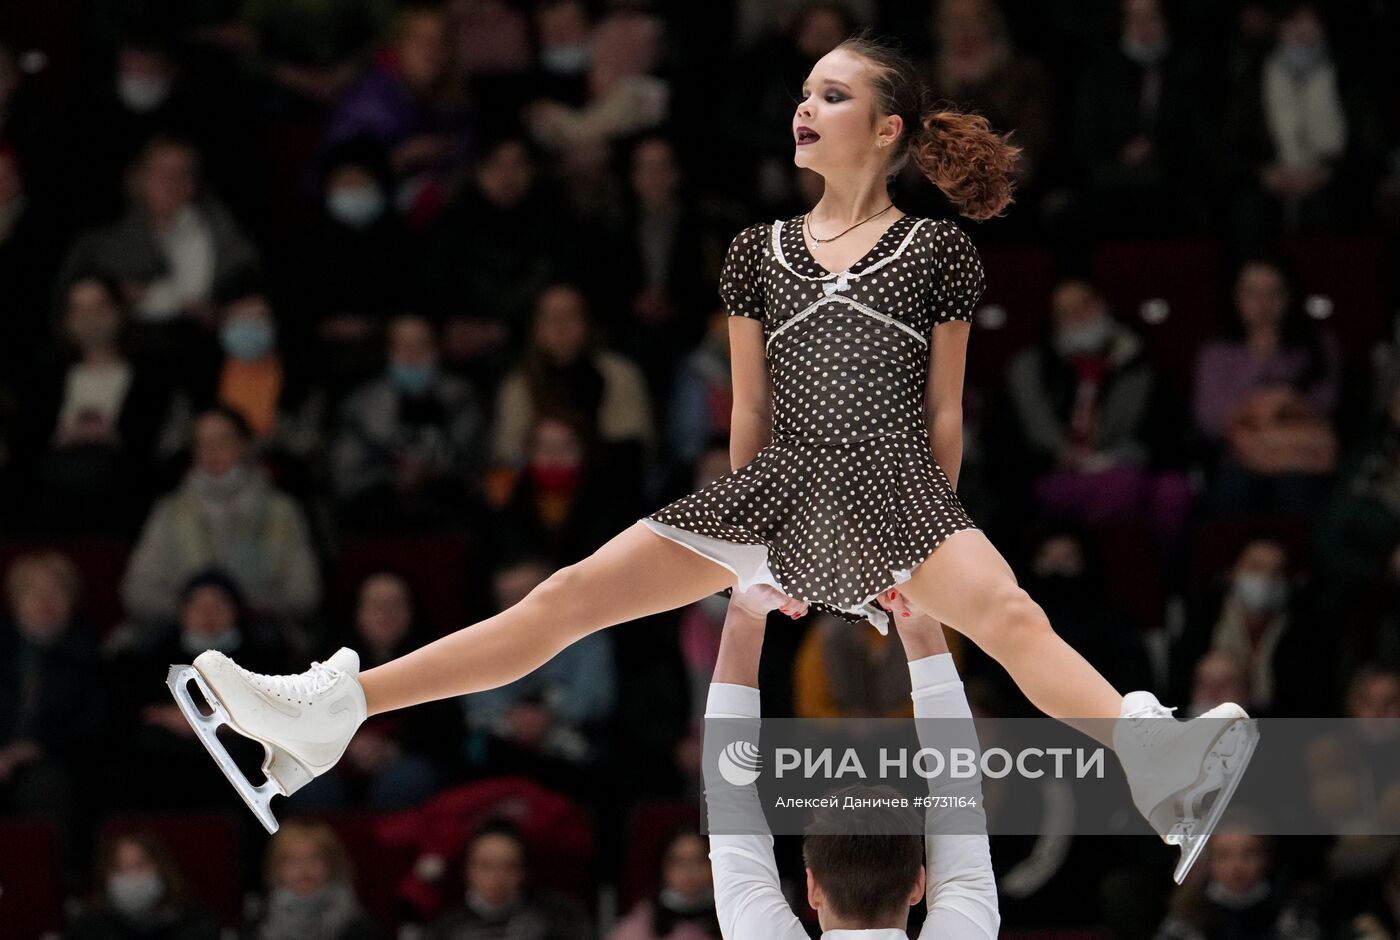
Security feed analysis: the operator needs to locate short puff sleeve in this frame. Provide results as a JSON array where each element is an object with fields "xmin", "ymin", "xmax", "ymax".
[
  {"xmin": 717, "ymin": 223, "xmax": 770, "ymax": 321},
  {"xmin": 931, "ymin": 220, "xmax": 986, "ymax": 325}
]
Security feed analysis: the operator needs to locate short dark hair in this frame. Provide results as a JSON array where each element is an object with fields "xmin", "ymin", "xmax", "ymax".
[{"xmin": 802, "ymin": 785, "xmax": 923, "ymax": 924}]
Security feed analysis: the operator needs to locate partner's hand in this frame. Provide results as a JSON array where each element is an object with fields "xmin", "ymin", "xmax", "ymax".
[
  {"xmin": 731, "ymin": 583, "xmax": 809, "ymax": 620},
  {"xmin": 876, "ymin": 587, "xmax": 924, "ymax": 620}
]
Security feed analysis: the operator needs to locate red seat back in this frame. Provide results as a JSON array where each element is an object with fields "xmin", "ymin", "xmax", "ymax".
[{"xmin": 0, "ymin": 821, "xmax": 64, "ymax": 940}]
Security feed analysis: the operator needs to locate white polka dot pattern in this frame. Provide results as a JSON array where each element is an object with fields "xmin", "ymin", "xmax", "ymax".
[{"xmin": 646, "ymin": 213, "xmax": 987, "ymax": 632}]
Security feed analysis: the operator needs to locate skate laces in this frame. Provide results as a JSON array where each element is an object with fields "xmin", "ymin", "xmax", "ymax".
[
  {"xmin": 1123, "ymin": 704, "xmax": 1180, "ymax": 745},
  {"xmin": 239, "ymin": 660, "xmax": 341, "ymax": 702}
]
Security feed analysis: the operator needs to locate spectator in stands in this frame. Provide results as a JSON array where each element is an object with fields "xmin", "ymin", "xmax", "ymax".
[
  {"xmin": 793, "ymin": 612, "xmax": 914, "ymax": 718},
  {"xmin": 252, "ymin": 820, "xmax": 379, "ymax": 940},
  {"xmin": 490, "ymin": 283, "xmax": 654, "ymax": 477},
  {"xmin": 332, "ymin": 314, "xmax": 484, "ymax": 530},
  {"xmin": 452, "ymin": 0, "xmax": 532, "ymax": 82},
  {"xmin": 488, "ymin": 412, "xmax": 635, "ymax": 564},
  {"xmin": 1227, "ymin": 2, "xmax": 1361, "ymax": 247},
  {"xmin": 923, "ymin": 0, "xmax": 1053, "ymax": 198},
  {"xmin": 610, "ymin": 135, "xmax": 710, "ymax": 403},
  {"xmin": 1153, "ymin": 829, "xmax": 1321, "ymax": 939},
  {"xmin": 1347, "ymin": 848, "xmax": 1400, "ymax": 939},
  {"xmin": 610, "ymin": 825, "xmax": 719, "ymax": 940},
  {"xmin": 297, "ymin": 572, "xmax": 459, "ymax": 808},
  {"xmin": 0, "ymin": 552, "xmax": 99, "ymax": 859},
  {"xmin": 304, "ymin": 139, "xmax": 414, "ymax": 394},
  {"xmin": 67, "ymin": 830, "xmax": 221, "ymax": 940},
  {"xmin": 57, "ymin": 135, "xmax": 260, "ymax": 393},
  {"xmin": 1174, "ymin": 538, "xmax": 1318, "ymax": 716},
  {"xmin": 1073, "ymin": 0, "xmax": 1209, "ymax": 235},
  {"xmin": 323, "ymin": 3, "xmax": 471, "ymax": 218},
  {"xmin": 1187, "ymin": 650, "xmax": 1253, "ymax": 719},
  {"xmin": 19, "ymin": 276, "xmax": 168, "ymax": 534},
  {"xmin": 461, "ymin": 558, "xmax": 615, "ymax": 797},
  {"xmin": 123, "ymin": 406, "xmax": 321, "ymax": 627},
  {"xmin": 239, "ymin": 0, "xmax": 392, "ymax": 106},
  {"xmin": 1006, "ymin": 277, "xmax": 1190, "ymax": 546},
  {"xmin": 1193, "ymin": 257, "xmax": 1342, "ymax": 514},
  {"xmin": 425, "ymin": 817, "xmax": 592, "ymax": 940},
  {"xmin": 207, "ymin": 284, "xmax": 324, "ymax": 486},
  {"xmin": 666, "ymin": 316, "xmax": 733, "ymax": 485}
]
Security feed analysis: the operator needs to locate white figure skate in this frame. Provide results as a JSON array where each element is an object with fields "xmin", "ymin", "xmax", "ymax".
[
  {"xmin": 166, "ymin": 647, "xmax": 367, "ymax": 833},
  {"xmin": 1114, "ymin": 691, "xmax": 1260, "ymax": 884}
]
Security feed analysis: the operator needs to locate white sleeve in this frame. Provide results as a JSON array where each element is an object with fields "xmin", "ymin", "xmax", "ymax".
[
  {"xmin": 909, "ymin": 655, "xmax": 1000, "ymax": 940},
  {"xmin": 703, "ymin": 683, "xmax": 811, "ymax": 940}
]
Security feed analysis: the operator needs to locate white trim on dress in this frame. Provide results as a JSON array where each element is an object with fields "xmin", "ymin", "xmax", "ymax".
[
  {"xmin": 767, "ymin": 217, "xmax": 930, "ymax": 283},
  {"xmin": 766, "ymin": 295, "xmax": 928, "ymax": 350}
]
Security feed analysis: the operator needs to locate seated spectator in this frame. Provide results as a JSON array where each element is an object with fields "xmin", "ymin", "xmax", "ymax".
[
  {"xmin": 1348, "ymin": 849, "xmax": 1400, "ymax": 939},
  {"xmin": 57, "ymin": 135, "xmax": 260, "ymax": 395},
  {"xmin": 106, "ymin": 569, "xmax": 292, "ymax": 811},
  {"xmin": 322, "ymin": 3, "xmax": 471, "ymax": 223},
  {"xmin": 249, "ymin": 820, "xmax": 379, "ymax": 940},
  {"xmin": 490, "ymin": 284, "xmax": 654, "ymax": 479},
  {"xmin": 1226, "ymin": 2, "xmax": 1365, "ymax": 247},
  {"xmin": 18, "ymin": 275, "xmax": 169, "ymax": 534},
  {"xmin": 1174, "ymin": 538, "xmax": 1315, "ymax": 715},
  {"xmin": 122, "ymin": 406, "xmax": 321, "ymax": 628},
  {"xmin": 296, "ymin": 572, "xmax": 459, "ymax": 809},
  {"xmin": 0, "ymin": 552, "xmax": 100, "ymax": 874},
  {"xmin": 1193, "ymin": 257, "xmax": 1341, "ymax": 514},
  {"xmin": 332, "ymin": 314, "xmax": 484, "ymax": 530},
  {"xmin": 462, "ymin": 558, "xmax": 615, "ymax": 798},
  {"xmin": 425, "ymin": 817, "xmax": 592, "ymax": 940},
  {"xmin": 67, "ymin": 830, "xmax": 220, "ymax": 940},
  {"xmin": 1187, "ymin": 650, "xmax": 1253, "ymax": 719},
  {"xmin": 610, "ymin": 825, "xmax": 719, "ymax": 940},
  {"xmin": 303, "ymin": 139, "xmax": 414, "ymax": 394},
  {"xmin": 1006, "ymin": 277, "xmax": 1190, "ymax": 547},
  {"xmin": 1153, "ymin": 829, "xmax": 1321, "ymax": 939},
  {"xmin": 488, "ymin": 412, "xmax": 635, "ymax": 564},
  {"xmin": 1072, "ymin": 0, "xmax": 1209, "ymax": 236},
  {"xmin": 609, "ymin": 135, "xmax": 710, "ymax": 403}
]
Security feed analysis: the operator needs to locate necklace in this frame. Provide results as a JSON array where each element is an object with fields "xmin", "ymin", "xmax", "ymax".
[{"xmin": 804, "ymin": 203, "xmax": 895, "ymax": 245}]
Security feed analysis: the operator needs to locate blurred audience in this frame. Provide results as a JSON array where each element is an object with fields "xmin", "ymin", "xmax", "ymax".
[
  {"xmin": 67, "ymin": 830, "xmax": 220, "ymax": 940},
  {"xmin": 250, "ymin": 820, "xmax": 380, "ymax": 940},
  {"xmin": 609, "ymin": 825, "xmax": 719, "ymax": 940},
  {"xmin": 794, "ymin": 613, "xmax": 914, "ymax": 718},
  {"xmin": 123, "ymin": 406, "xmax": 321, "ymax": 628}
]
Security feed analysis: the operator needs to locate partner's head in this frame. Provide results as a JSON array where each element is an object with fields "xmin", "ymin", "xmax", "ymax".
[
  {"xmin": 792, "ymin": 34, "xmax": 1019, "ymax": 220},
  {"xmin": 802, "ymin": 786, "xmax": 925, "ymax": 931}
]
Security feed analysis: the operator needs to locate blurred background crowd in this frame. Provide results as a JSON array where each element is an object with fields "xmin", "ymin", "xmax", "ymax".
[{"xmin": 2, "ymin": 0, "xmax": 1400, "ymax": 937}]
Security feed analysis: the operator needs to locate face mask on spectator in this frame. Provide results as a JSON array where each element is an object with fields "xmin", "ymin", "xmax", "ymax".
[
  {"xmin": 221, "ymin": 318, "xmax": 276, "ymax": 361},
  {"xmin": 1053, "ymin": 316, "xmax": 1111, "ymax": 356},
  {"xmin": 117, "ymin": 74, "xmax": 171, "ymax": 113},
  {"xmin": 389, "ymin": 362, "xmax": 436, "ymax": 395},
  {"xmin": 466, "ymin": 888, "xmax": 520, "ymax": 920},
  {"xmin": 1234, "ymin": 572, "xmax": 1287, "ymax": 614},
  {"xmin": 1205, "ymin": 878, "xmax": 1270, "ymax": 911},
  {"xmin": 70, "ymin": 317, "xmax": 120, "ymax": 350},
  {"xmin": 190, "ymin": 463, "xmax": 249, "ymax": 500},
  {"xmin": 108, "ymin": 871, "xmax": 164, "ymax": 918},
  {"xmin": 659, "ymin": 886, "xmax": 715, "ymax": 916},
  {"xmin": 327, "ymin": 187, "xmax": 386, "ymax": 228},
  {"xmin": 180, "ymin": 626, "xmax": 242, "ymax": 656},
  {"xmin": 1121, "ymin": 36, "xmax": 1169, "ymax": 67},
  {"xmin": 541, "ymin": 42, "xmax": 590, "ymax": 75},
  {"xmin": 1278, "ymin": 40, "xmax": 1325, "ymax": 73}
]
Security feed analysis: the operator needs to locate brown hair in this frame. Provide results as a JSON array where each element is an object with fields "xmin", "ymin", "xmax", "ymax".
[
  {"xmin": 802, "ymin": 785, "xmax": 924, "ymax": 924},
  {"xmin": 5, "ymin": 551, "xmax": 82, "ymax": 607},
  {"xmin": 837, "ymin": 33, "xmax": 1020, "ymax": 221},
  {"xmin": 263, "ymin": 820, "xmax": 356, "ymax": 890}
]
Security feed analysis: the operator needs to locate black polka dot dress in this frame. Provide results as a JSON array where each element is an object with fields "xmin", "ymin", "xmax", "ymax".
[{"xmin": 643, "ymin": 214, "xmax": 986, "ymax": 634}]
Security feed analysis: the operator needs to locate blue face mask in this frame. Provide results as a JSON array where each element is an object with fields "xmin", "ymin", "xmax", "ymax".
[
  {"xmin": 327, "ymin": 187, "xmax": 386, "ymax": 228},
  {"xmin": 390, "ymin": 362, "xmax": 436, "ymax": 395},
  {"xmin": 1278, "ymin": 40, "xmax": 1325, "ymax": 74},
  {"xmin": 541, "ymin": 42, "xmax": 590, "ymax": 75},
  {"xmin": 220, "ymin": 319, "xmax": 276, "ymax": 361}
]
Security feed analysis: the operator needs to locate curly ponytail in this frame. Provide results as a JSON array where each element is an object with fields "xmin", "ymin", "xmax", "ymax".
[{"xmin": 837, "ymin": 33, "xmax": 1021, "ymax": 221}]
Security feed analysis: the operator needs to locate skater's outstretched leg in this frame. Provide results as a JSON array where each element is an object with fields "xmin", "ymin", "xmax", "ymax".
[{"xmin": 359, "ymin": 522, "xmax": 737, "ymax": 714}]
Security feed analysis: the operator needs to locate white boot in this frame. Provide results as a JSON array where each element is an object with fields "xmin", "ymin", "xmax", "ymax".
[
  {"xmin": 166, "ymin": 647, "xmax": 367, "ymax": 832},
  {"xmin": 1113, "ymin": 691, "xmax": 1259, "ymax": 884}
]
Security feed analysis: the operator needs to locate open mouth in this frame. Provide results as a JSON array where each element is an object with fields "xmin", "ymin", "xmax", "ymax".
[{"xmin": 795, "ymin": 126, "xmax": 821, "ymax": 145}]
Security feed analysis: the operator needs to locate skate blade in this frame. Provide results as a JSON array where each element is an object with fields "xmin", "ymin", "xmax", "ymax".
[
  {"xmin": 167, "ymin": 665, "xmax": 283, "ymax": 834},
  {"xmin": 1171, "ymin": 718, "xmax": 1260, "ymax": 884}
]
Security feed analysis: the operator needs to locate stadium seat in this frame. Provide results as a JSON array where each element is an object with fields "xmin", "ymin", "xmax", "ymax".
[
  {"xmin": 618, "ymin": 799, "xmax": 701, "ymax": 912},
  {"xmin": 1090, "ymin": 520, "xmax": 1167, "ymax": 632},
  {"xmin": 0, "ymin": 821, "xmax": 64, "ymax": 940},
  {"xmin": 100, "ymin": 813, "xmax": 244, "ymax": 927},
  {"xmin": 1280, "ymin": 233, "xmax": 1387, "ymax": 368}
]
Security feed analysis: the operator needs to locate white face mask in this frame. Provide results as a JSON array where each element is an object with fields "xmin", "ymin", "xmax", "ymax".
[
  {"xmin": 1234, "ymin": 572, "xmax": 1287, "ymax": 614},
  {"xmin": 659, "ymin": 885, "xmax": 715, "ymax": 915},
  {"xmin": 180, "ymin": 626, "xmax": 242, "ymax": 657},
  {"xmin": 117, "ymin": 74, "xmax": 171, "ymax": 113},
  {"xmin": 1121, "ymin": 35, "xmax": 1170, "ymax": 67},
  {"xmin": 327, "ymin": 187, "xmax": 386, "ymax": 228},
  {"xmin": 189, "ymin": 463, "xmax": 250, "ymax": 500},
  {"xmin": 1054, "ymin": 316, "xmax": 1112, "ymax": 356},
  {"xmin": 541, "ymin": 42, "xmax": 590, "ymax": 75},
  {"xmin": 108, "ymin": 871, "xmax": 164, "ymax": 918}
]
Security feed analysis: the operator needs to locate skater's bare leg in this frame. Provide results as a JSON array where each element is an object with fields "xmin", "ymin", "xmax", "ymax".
[
  {"xmin": 896, "ymin": 528, "xmax": 1122, "ymax": 743},
  {"xmin": 359, "ymin": 523, "xmax": 736, "ymax": 715}
]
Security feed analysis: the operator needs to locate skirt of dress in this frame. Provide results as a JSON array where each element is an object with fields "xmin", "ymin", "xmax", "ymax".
[{"xmin": 642, "ymin": 430, "xmax": 979, "ymax": 634}]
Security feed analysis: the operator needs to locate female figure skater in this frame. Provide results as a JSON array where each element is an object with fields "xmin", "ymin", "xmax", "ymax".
[{"xmin": 171, "ymin": 35, "xmax": 1255, "ymax": 882}]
